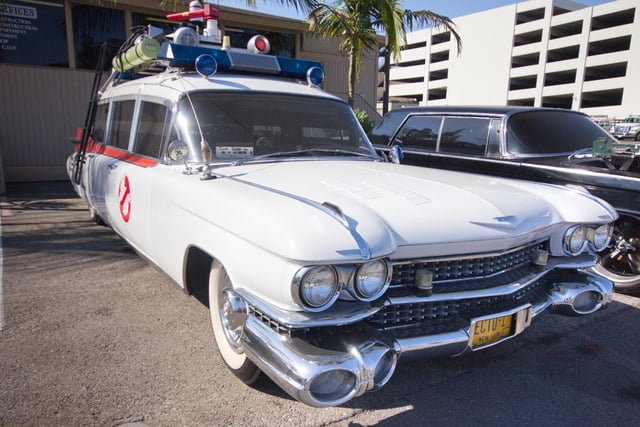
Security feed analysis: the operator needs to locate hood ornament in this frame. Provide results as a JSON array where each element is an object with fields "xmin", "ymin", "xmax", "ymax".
[{"xmin": 471, "ymin": 215, "xmax": 525, "ymax": 230}]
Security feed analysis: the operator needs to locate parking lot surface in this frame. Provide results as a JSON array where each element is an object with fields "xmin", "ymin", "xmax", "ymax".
[{"xmin": 1, "ymin": 182, "xmax": 640, "ymax": 426}]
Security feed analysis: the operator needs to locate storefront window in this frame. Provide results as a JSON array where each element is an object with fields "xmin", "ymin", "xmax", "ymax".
[
  {"xmin": 0, "ymin": 0, "xmax": 68, "ymax": 67},
  {"xmin": 132, "ymin": 12, "xmax": 175, "ymax": 35},
  {"xmin": 72, "ymin": 3, "xmax": 124, "ymax": 70}
]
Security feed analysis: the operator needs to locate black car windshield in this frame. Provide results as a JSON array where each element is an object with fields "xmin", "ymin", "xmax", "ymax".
[
  {"xmin": 175, "ymin": 92, "xmax": 377, "ymax": 162},
  {"xmin": 506, "ymin": 110, "xmax": 615, "ymax": 156}
]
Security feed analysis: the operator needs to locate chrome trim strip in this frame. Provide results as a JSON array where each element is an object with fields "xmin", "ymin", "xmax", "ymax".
[
  {"xmin": 425, "ymin": 151, "xmax": 640, "ymax": 192},
  {"xmin": 236, "ymin": 288, "xmax": 384, "ymax": 329}
]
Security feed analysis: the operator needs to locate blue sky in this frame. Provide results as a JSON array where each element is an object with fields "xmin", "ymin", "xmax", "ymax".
[{"xmin": 211, "ymin": 0, "xmax": 611, "ymax": 20}]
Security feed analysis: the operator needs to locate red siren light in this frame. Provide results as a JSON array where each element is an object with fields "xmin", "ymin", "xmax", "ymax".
[{"xmin": 247, "ymin": 35, "xmax": 270, "ymax": 54}]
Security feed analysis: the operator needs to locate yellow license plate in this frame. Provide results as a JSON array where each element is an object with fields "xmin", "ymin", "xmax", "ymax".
[{"xmin": 471, "ymin": 314, "xmax": 513, "ymax": 348}]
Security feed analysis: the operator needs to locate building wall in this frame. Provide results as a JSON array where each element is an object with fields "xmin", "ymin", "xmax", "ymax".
[
  {"xmin": 446, "ymin": 6, "xmax": 517, "ymax": 106},
  {"xmin": 387, "ymin": 0, "xmax": 640, "ymax": 120},
  {"xmin": 0, "ymin": 64, "xmax": 95, "ymax": 183}
]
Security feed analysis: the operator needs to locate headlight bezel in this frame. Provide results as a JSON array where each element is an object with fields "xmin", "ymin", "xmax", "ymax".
[
  {"xmin": 563, "ymin": 224, "xmax": 588, "ymax": 256},
  {"xmin": 292, "ymin": 258, "xmax": 393, "ymax": 311},
  {"xmin": 351, "ymin": 259, "xmax": 392, "ymax": 302},
  {"xmin": 588, "ymin": 223, "xmax": 614, "ymax": 252}
]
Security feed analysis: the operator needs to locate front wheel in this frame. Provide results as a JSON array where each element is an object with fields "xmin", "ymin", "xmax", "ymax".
[
  {"xmin": 593, "ymin": 215, "xmax": 640, "ymax": 292},
  {"xmin": 208, "ymin": 261, "xmax": 261, "ymax": 384}
]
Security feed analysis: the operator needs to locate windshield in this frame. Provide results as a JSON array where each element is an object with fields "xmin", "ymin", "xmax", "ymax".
[
  {"xmin": 505, "ymin": 110, "xmax": 615, "ymax": 156},
  {"xmin": 174, "ymin": 92, "xmax": 377, "ymax": 162}
]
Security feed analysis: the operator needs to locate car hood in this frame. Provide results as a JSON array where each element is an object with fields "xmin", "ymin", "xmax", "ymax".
[{"xmin": 174, "ymin": 160, "xmax": 616, "ymax": 262}]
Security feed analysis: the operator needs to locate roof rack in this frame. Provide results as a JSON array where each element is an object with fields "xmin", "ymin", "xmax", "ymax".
[{"xmin": 107, "ymin": 2, "xmax": 324, "ymax": 86}]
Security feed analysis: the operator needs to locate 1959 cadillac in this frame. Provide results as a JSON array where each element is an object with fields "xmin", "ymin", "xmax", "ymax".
[{"xmin": 68, "ymin": 6, "xmax": 617, "ymax": 407}]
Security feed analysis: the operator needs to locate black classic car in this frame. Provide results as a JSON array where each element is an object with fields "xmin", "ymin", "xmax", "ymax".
[{"xmin": 370, "ymin": 106, "xmax": 640, "ymax": 291}]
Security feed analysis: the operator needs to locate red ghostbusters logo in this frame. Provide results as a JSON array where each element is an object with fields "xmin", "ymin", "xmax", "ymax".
[{"xmin": 118, "ymin": 175, "xmax": 132, "ymax": 223}]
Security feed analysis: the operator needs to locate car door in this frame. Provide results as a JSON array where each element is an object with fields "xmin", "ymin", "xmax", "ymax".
[
  {"xmin": 96, "ymin": 99, "xmax": 158, "ymax": 257},
  {"xmin": 90, "ymin": 99, "xmax": 136, "ymax": 229},
  {"xmin": 84, "ymin": 102, "xmax": 111, "ymax": 216},
  {"xmin": 428, "ymin": 116, "xmax": 500, "ymax": 176}
]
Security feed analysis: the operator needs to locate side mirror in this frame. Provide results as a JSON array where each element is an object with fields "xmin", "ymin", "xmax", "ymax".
[
  {"xmin": 167, "ymin": 140, "xmax": 190, "ymax": 163},
  {"xmin": 388, "ymin": 144, "xmax": 404, "ymax": 164}
]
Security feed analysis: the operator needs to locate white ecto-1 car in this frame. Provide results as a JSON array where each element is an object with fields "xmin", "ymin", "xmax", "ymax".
[{"xmin": 69, "ymin": 6, "xmax": 617, "ymax": 407}]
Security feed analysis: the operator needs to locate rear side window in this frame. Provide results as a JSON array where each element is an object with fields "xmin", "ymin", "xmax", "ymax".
[
  {"xmin": 133, "ymin": 102, "xmax": 170, "ymax": 158},
  {"xmin": 395, "ymin": 116, "xmax": 441, "ymax": 151},
  {"xmin": 506, "ymin": 110, "xmax": 614, "ymax": 155},
  {"xmin": 439, "ymin": 117, "xmax": 491, "ymax": 156},
  {"xmin": 107, "ymin": 100, "xmax": 136, "ymax": 150},
  {"xmin": 92, "ymin": 104, "xmax": 109, "ymax": 144}
]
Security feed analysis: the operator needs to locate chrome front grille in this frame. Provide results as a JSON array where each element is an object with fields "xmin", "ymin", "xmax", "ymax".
[
  {"xmin": 368, "ymin": 276, "xmax": 552, "ymax": 333},
  {"xmin": 365, "ymin": 241, "xmax": 551, "ymax": 335},
  {"xmin": 391, "ymin": 241, "xmax": 546, "ymax": 294},
  {"xmin": 249, "ymin": 305, "xmax": 292, "ymax": 337}
]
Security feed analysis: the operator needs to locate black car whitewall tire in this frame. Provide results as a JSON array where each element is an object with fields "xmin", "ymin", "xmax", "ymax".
[{"xmin": 209, "ymin": 261, "xmax": 261, "ymax": 384}]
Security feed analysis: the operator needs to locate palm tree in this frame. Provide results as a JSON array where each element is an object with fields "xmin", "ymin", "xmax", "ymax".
[
  {"xmin": 240, "ymin": 0, "xmax": 316, "ymax": 12},
  {"xmin": 222, "ymin": 1, "xmax": 461, "ymax": 108},
  {"xmin": 305, "ymin": 0, "xmax": 461, "ymax": 108}
]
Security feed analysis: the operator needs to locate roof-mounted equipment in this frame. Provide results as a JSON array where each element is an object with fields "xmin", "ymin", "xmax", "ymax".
[{"xmin": 105, "ymin": 2, "xmax": 324, "ymax": 87}]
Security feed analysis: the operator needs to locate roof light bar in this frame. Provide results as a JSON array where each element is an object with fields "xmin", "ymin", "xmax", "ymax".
[{"xmin": 157, "ymin": 42, "xmax": 324, "ymax": 83}]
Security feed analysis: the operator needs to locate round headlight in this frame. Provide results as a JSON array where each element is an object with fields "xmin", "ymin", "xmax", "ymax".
[
  {"xmin": 588, "ymin": 224, "xmax": 613, "ymax": 252},
  {"xmin": 295, "ymin": 266, "xmax": 339, "ymax": 311},
  {"xmin": 563, "ymin": 225, "xmax": 588, "ymax": 255},
  {"xmin": 353, "ymin": 259, "xmax": 390, "ymax": 301}
]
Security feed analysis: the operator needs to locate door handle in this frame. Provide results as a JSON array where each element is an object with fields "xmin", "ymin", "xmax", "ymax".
[{"xmin": 107, "ymin": 163, "xmax": 118, "ymax": 170}]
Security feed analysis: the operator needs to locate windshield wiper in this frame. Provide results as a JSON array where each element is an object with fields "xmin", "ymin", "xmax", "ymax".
[
  {"xmin": 231, "ymin": 148, "xmax": 377, "ymax": 166},
  {"xmin": 568, "ymin": 147, "xmax": 593, "ymax": 160}
]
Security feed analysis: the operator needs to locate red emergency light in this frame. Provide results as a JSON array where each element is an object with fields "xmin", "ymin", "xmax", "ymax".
[{"xmin": 166, "ymin": 4, "xmax": 219, "ymax": 22}]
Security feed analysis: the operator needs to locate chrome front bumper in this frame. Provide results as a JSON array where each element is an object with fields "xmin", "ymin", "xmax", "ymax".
[{"xmin": 239, "ymin": 269, "xmax": 613, "ymax": 407}]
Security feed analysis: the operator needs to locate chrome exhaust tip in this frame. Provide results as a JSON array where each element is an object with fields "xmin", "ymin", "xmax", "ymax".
[{"xmin": 550, "ymin": 282, "xmax": 610, "ymax": 316}]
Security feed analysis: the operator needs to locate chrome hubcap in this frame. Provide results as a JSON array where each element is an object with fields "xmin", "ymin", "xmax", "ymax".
[{"xmin": 218, "ymin": 289, "xmax": 248, "ymax": 354}]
